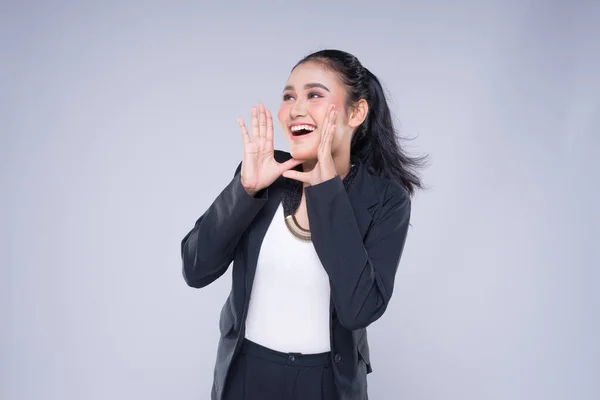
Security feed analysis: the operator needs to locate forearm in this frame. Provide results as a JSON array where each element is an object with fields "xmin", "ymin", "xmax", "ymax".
[
  {"xmin": 181, "ymin": 169, "xmax": 268, "ymax": 287},
  {"xmin": 306, "ymin": 177, "xmax": 410, "ymax": 330}
]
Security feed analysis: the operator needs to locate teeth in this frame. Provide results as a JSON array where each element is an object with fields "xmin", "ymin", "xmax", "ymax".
[{"xmin": 290, "ymin": 125, "xmax": 316, "ymax": 132}]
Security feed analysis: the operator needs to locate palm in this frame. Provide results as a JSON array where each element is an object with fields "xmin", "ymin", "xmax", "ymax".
[
  {"xmin": 243, "ymin": 137, "xmax": 277, "ymax": 189},
  {"xmin": 238, "ymin": 103, "xmax": 302, "ymax": 194}
]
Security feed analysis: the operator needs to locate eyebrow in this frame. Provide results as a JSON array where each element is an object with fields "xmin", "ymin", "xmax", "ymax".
[{"xmin": 283, "ymin": 83, "xmax": 330, "ymax": 92}]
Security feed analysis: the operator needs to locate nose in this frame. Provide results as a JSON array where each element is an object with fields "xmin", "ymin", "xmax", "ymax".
[{"xmin": 290, "ymin": 98, "xmax": 307, "ymax": 118}]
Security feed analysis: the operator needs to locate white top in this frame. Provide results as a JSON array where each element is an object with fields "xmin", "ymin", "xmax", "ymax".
[{"xmin": 244, "ymin": 203, "xmax": 332, "ymax": 354}]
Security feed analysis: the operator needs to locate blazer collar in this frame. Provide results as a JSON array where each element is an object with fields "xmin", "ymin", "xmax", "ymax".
[
  {"xmin": 274, "ymin": 150, "xmax": 379, "ymax": 238},
  {"xmin": 274, "ymin": 149, "xmax": 379, "ymax": 209}
]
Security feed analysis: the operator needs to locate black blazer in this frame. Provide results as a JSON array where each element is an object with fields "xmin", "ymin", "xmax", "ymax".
[{"xmin": 181, "ymin": 150, "xmax": 411, "ymax": 400}]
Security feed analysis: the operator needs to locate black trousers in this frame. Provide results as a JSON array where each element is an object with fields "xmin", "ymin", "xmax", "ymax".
[{"xmin": 223, "ymin": 339, "xmax": 338, "ymax": 400}]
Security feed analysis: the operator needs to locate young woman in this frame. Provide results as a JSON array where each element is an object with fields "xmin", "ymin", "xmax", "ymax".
[{"xmin": 181, "ymin": 49, "xmax": 424, "ymax": 400}]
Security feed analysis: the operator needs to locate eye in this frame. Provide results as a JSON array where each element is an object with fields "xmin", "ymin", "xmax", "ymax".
[
  {"xmin": 308, "ymin": 92, "xmax": 322, "ymax": 99},
  {"xmin": 283, "ymin": 93, "xmax": 295, "ymax": 101}
]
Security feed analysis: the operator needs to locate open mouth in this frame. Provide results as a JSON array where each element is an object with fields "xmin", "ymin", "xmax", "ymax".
[{"xmin": 290, "ymin": 124, "xmax": 316, "ymax": 137}]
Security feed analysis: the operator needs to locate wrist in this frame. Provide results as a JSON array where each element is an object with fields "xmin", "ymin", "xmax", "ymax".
[
  {"xmin": 242, "ymin": 183, "xmax": 258, "ymax": 197},
  {"xmin": 244, "ymin": 188, "xmax": 258, "ymax": 197},
  {"xmin": 239, "ymin": 176, "xmax": 257, "ymax": 197}
]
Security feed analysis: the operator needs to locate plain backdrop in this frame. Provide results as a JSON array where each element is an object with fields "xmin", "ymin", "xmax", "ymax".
[{"xmin": 2, "ymin": 1, "xmax": 599, "ymax": 399}]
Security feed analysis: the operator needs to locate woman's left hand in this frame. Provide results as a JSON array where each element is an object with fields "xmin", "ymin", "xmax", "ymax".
[{"xmin": 283, "ymin": 104, "xmax": 338, "ymax": 186}]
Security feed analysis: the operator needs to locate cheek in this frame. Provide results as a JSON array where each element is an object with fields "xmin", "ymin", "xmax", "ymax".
[
  {"xmin": 332, "ymin": 113, "xmax": 352, "ymax": 149},
  {"xmin": 277, "ymin": 104, "xmax": 286, "ymax": 123},
  {"xmin": 315, "ymin": 99, "xmax": 344, "ymax": 125},
  {"xmin": 306, "ymin": 103, "xmax": 329, "ymax": 125},
  {"xmin": 277, "ymin": 104, "xmax": 289, "ymax": 134}
]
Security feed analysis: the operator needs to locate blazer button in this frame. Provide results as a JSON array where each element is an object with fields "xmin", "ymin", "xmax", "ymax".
[{"xmin": 334, "ymin": 353, "xmax": 342, "ymax": 363}]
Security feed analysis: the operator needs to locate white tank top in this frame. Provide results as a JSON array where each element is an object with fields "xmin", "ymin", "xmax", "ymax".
[{"xmin": 244, "ymin": 202, "xmax": 331, "ymax": 354}]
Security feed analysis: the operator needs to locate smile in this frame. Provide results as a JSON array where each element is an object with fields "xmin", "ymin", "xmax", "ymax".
[{"xmin": 289, "ymin": 124, "xmax": 316, "ymax": 138}]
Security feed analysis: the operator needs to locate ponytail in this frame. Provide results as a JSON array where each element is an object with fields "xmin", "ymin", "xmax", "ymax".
[{"xmin": 352, "ymin": 68, "xmax": 425, "ymax": 196}]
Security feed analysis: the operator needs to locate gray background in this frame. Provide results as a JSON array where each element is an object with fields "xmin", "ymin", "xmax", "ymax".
[{"xmin": 2, "ymin": 1, "xmax": 599, "ymax": 399}]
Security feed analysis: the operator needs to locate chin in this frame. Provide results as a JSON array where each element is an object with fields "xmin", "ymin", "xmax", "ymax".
[{"xmin": 290, "ymin": 146, "xmax": 318, "ymax": 161}]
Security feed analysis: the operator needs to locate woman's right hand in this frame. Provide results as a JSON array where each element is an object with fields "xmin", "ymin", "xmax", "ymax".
[{"xmin": 238, "ymin": 103, "xmax": 304, "ymax": 196}]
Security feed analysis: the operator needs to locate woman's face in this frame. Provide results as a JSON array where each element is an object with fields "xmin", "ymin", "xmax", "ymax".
[{"xmin": 277, "ymin": 61, "xmax": 351, "ymax": 161}]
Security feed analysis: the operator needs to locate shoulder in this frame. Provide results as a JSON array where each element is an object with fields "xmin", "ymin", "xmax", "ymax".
[{"xmin": 364, "ymin": 170, "xmax": 411, "ymax": 217}]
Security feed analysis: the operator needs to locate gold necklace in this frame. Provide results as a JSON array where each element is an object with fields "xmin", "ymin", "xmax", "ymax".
[
  {"xmin": 284, "ymin": 214, "xmax": 311, "ymax": 242},
  {"xmin": 283, "ymin": 165, "xmax": 357, "ymax": 243}
]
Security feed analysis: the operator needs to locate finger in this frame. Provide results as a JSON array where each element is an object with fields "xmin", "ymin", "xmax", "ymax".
[
  {"xmin": 320, "ymin": 104, "xmax": 336, "ymax": 144},
  {"xmin": 278, "ymin": 157, "xmax": 304, "ymax": 173},
  {"xmin": 258, "ymin": 103, "xmax": 266, "ymax": 138},
  {"xmin": 282, "ymin": 169, "xmax": 310, "ymax": 183},
  {"xmin": 251, "ymin": 106, "xmax": 259, "ymax": 139},
  {"xmin": 320, "ymin": 104, "xmax": 331, "ymax": 136},
  {"xmin": 319, "ymin": 108, "xmax": 335, "ymax": 149},
  {"xmin": 326, "ymin": 123, "xmax": 336, "ymax": 148},
  {"xmin": 326, "ymin": 104, "xmax": 336, "ymax": 132},
  {"xmin": 266, "ymin": 108, "xmax": 274, "ymax": 141},
  {"xmin": 328, "ymin": 109, "xmax": 337, "ymax": 145},
  {"xmin": 238, "ymin": 117, "xmax": 250, "ymax": 145}
]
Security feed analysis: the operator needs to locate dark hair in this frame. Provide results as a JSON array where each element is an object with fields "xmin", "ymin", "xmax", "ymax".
[{"xmin": 293, "ymin": 49, "xmax": 426, "ymax": 196}]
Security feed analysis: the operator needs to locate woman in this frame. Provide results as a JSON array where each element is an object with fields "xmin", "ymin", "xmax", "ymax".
[{"xmin": 181, "ymin": 49, "xmax": 424, "ymax": 400}]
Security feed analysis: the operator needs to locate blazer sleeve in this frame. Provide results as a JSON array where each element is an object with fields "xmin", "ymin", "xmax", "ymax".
[
  {"xmin": 181, "ymin": 162, "xmax": 268, "ymax": 288},
  {"xmin": 305, "ymin": 176, "xmax": 411, "ymax": 330}
]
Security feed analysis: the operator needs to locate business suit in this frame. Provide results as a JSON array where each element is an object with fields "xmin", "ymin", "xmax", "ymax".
[{"xmin": 181, "ymin": 150, "xmax": 411, "ymax": 400}]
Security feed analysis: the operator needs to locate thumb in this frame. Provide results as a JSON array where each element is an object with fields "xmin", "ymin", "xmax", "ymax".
[
  {"xmin": 278, "ymin": 157, "xmax": 305, "ymax": 173},
  {"xmin": 282, "ymin": 169, "xmax": 310, "ymax": 184}
]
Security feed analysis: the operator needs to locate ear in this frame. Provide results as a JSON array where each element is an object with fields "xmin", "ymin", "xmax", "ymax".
[{"xmin": 347, "ymin": 99, "xmax": 368, "ymax": 129}]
